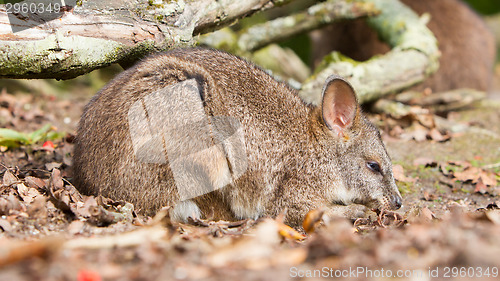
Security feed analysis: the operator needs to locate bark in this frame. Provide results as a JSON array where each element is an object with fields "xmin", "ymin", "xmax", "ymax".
[{"xmin": 0, "ymin": 0, "xmax": 293, "ymax": 79}]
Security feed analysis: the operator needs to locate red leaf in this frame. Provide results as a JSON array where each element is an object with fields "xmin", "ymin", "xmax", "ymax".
[
  {"xmin": 42, "ymin": 141, "xmax": 55, "ymax": 151},
  {"xmin": 77, "ymin": 270, "xmax": 101, "ymax": 281}
]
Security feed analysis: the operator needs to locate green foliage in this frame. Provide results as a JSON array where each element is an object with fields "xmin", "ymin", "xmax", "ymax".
[
  {"xmin": 278, "ymin": 33, "xmax": 311, "ymax": 65},
  {"xmin": 0, "ymin": 124, "xmax": 64, "ymax": 149},
  {"xmin": 463, "ymin": 0, "xmax": 500, "ymax": 15}
]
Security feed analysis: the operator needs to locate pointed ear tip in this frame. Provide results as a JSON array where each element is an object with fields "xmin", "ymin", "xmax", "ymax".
[
  {"xmin": 325, "ymin": 74, "xmax": 349, "ymax": 84},
  {"xmin": 321, "ymin": 75, "xmax": 358, "ymax": 101}
]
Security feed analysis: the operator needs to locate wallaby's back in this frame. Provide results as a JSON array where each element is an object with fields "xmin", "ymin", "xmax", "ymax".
[{"xmin": 72, "ymin": 48, "xmax": 310, "ymax": 215}]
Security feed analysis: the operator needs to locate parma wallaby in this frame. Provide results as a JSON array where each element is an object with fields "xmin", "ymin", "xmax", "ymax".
[
  {"xmin": 72, "ymin": 48, "xmax": 402, "ymax": 226},
  {"xmin": 310, "ymin": 0, "xmax": 495, "ymax": 92}
]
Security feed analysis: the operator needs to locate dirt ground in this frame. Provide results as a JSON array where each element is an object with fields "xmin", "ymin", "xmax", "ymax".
[{"xmin": 0, "ymin": 70, "xmax": 499, "ymax": 281}]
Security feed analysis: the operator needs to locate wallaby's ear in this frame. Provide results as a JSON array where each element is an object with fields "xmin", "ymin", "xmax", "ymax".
[{"xmin": 321, "ymin": 75, "xmax": 358, "ymax": 138}]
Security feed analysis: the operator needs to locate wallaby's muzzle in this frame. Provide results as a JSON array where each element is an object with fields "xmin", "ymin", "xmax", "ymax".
[
  {"xmin": 375, "ymin": 193, "xmax": 403, "ymax": 211},
  {"xmin": 391, "ymin": 194, "xmax": 403, "ymax": 210}
]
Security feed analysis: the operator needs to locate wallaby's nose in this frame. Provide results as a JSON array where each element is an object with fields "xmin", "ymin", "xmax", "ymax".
[{"xmin": 392, "ymin": 194, "xmax": 403, "ymax": 210}]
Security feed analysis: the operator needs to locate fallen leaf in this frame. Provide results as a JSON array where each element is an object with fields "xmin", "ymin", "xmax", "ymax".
[
  {"xmin": 42, "ymin": 141, "xmax": 55, "ymax": 150},
  {"xmin": 423, "ymin": 190, "xmax": 438, "ymax": 201},
  {"xmin": 302, "ymin": 208, "xmax": 325, "ymax": 234},
  {"xmin": 0, "ymin": 218, "xmax": 12, "ymax": 232},
  {"xmin": 479, "ymin": 170, "xmax": 497, "ymax": 186},
  {"xmin": 413, "ymin": 157, "xmax": 437, "ymax": 167},
  {"xmin": 474, "ymin": 178, "xmax": 488, "ymax": 194},
  {"xmin": 415, "ymin": 113, "xmax": 436, "ymax": 128},
  {"xmin": 77, "ymin": 270, "xmax": 102, "ymax": 281},
  {"xmin": 428, "ymin": 128, "xmax": 450, "ymax": 142},
  {"xmin": 453, "ymin": 166, "xmax": 482, "ymax": 182},
  {"xmin": 24, "ymin": 176, "xmax": 47, "ymax": 190},
  {"xmin": 17, "ymin": 185, "xmax": 39, "ymax": 204},
  {"xmin": 278, "ymin": 222, "xmax": 305, "ymax": 240},
  {"xmin": 419, "ymin": 207, "xmax": 436, "ymax": 221},
  {"xmin": 393, "ymin": 165, "xmax": 417, "ymax": 183},
  {"xmin": 377, "ymin": 210, "xmax": 406, "ymax": 228},
  {"xmin": 485, "ymin": 210, "xmax": 500, "ymax": 225},
  {"xmin": 45, "ymin": 162, "xmax": 62, "ymax": 171},
  {"xmin": 2, "ymin": 170, "xmax": 18, "ymax": 186},
  {"xmin": 50, "ymin": 169, "xmax": 64, "ymax": 191}
]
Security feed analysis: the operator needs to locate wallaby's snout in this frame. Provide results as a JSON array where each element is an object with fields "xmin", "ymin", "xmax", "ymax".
[
  {"xmin": 391, "ymin": 194, "xmax": 403, "ymax": 210},
  {"xmin": 375, "ymin": 192, "xmax": 403, "ymax": 212}
]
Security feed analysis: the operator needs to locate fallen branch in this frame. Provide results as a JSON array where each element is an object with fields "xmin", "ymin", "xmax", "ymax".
[
  {"xmin": 64, "ymin": 226, "xmax": 168, "ymax": 249},
  {"xmin": 395, "ymin": 88, "xmax": 486, "ymax": 113},
  {"xmin": 237, "ymin": 0, "xmax": 379, "ymax": 52},
  {"xmin": 299, "ymin": 0, "xmax": 440, "ymax": 105}
]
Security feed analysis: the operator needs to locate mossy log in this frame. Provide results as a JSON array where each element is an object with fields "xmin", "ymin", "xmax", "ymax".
[
  {"xmin": 0, "ymin": 0, "xmax": 292, "ymax": 79},
  {"xmin": 299, "ymin": 0, "xmax": 440, "ymax": 105}
]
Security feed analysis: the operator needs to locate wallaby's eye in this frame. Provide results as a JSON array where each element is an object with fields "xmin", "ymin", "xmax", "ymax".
[{"xmin": 366, "ymin": 161, "xmax": 382, "ymax": 174}]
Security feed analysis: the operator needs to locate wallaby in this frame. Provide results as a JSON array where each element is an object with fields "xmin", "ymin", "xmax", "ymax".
[
  {"xmin": 72, "ymin": 48, "xmax": 402, "ymax": 227},
  {"xmin": 310, "ymin": 0, "xmax": 495, "ymax": 92}
]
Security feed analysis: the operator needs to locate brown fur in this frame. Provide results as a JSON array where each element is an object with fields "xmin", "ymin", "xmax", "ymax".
[
  {"xmin": 310, "ymin": 0, "xmax": 495, "ymax": 92},
  {"xmin": 72, "ymin": 48, "xmax": 402, "ymax": 227}
]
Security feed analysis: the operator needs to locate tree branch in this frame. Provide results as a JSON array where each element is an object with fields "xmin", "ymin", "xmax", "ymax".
[
  {"xmin": 299, "ymin": 0, "xmax": 440, "ymax": 104},
  {"xmin": 0, "ymin": 0, "xmax": 293, "ymax": 79},
  {"xmin": 237, "ymin": 0, "xmax": 379, "ymax": 52}
]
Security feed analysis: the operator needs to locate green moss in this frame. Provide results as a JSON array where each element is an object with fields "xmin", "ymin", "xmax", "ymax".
[
  {"xmin": 314, "ymin": 52, "xmax": 360, "ymax": 75},
  {"xmin": 433, "ymin": 181, "xmax": 447, "ymax": 194},
  {"xmin": 397, "ymin": 181, "xmax": 415, "ymax": 196}
]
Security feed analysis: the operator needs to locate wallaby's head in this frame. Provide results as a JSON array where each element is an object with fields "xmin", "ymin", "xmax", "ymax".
[{"xmin": 314, "ymin": 75, "xmax": 403, "ymax": 211}]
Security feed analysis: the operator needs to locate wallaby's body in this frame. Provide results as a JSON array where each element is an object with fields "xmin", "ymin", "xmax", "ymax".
[
  {"xmin": 311, "ymin": 0, "xmax": 495, "ymax": 92},
  {"xmin": 73, "ymin": 48, "xmax": 402, "ymax": 226}
]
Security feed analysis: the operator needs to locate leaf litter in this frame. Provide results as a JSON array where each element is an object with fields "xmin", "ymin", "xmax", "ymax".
[{"xmin": 0, "ymin": 89, "xmax": 500, "ymax": 280}]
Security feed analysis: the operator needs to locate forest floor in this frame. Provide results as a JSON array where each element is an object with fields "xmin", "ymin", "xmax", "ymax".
[{"xmin": 0, "ymin": 73, "xmax": 499, "ymax": 281}]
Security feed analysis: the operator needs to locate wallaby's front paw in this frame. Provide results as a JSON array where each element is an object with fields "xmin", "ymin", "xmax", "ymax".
[
  {"xmin": 325, "ymin": 204, "xmax": 377, "ymax": 222},
  {"xmin": 344, "ymin": 204, "xmax": 378, "ymax": 221}
]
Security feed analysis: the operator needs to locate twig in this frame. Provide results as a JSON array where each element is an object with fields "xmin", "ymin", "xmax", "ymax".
[
  {"xmin": 483, "ymin": 162, "xmax": 500, "ymax": 169},
  {"xmin": 237, "ymin": 0, "xmax": 379, "ymax": 52},
  {"xmin": 64, "ymin": 227, "xmax": 168, "ymax": 249}
]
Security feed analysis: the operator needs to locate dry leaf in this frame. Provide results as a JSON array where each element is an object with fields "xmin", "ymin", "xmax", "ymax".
[
  {"xmin": 419, "ymin": 207, "xmax": 436, "ymax": 221},
  {"xmin": 479, "ymin": 171, "xmax": 497, "ymax": 186},
  {"xmin": 415, "ymin": 113, "xmax": 436, "ymax": 128},
  {"xmin": 474, "ymin": 178, "xmax": 488, "ymax": 194},
  {"xmin": 278, "ymin": 222, "xmax": 305, "ymax": 240},
  {"xmin": 423, "ymin": 190, "xmax": 438, "ymax": 201},
  {"xmin": 484, "ymin": 210, "xmax": 500, "ymax": 225},
  {"xmin": 0, "ymin": 218, "xmax": 12, "ymax": 232},
  {"xmin": 302, "ymin": 208, "xmax": 325, "ymax": 234},
  {"xmin": 50, "ymin": 169, "xmax": 64, "ymax": 191},
  {"xmin": 2, "ymin": 170, "xmax": 18, "ymax": 186},
  {"xmin": 393, "ymin": 165, "xmax": 417, "ymax": 183},
  {"xmin": 413, "ymin": 157, "xmax": 437, "ymax": 167},
  {"xmin": 428, "ymin": 128, "xmax": 451, "ymax": 142},
  {"xmin": 377, "ymin": 210, "xmax": 406, "ymax": 228},
  {"xmin": 453, "ymin": 166, "xmax": 482, "ymax": 182},
  {"xmin": 24, "ymin": 176, "xmax": 47, "ymax": 190}
]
